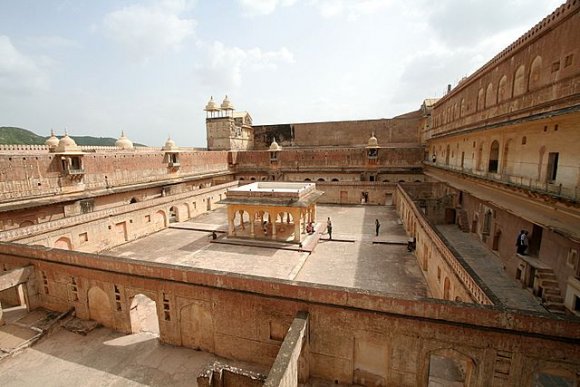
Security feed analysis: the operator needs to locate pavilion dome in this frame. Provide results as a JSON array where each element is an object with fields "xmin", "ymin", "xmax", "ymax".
[
  {"xmin": 367, "ymin": 133, "xmax": 378, "ymax": 147},
  {"xmin": 269, "ymin": 138, "xmax": 282, "ymax": 151},
  {"xmin": 162, "ymin": 136, "xmax": 178, "ymax": 151},
  {"xmin": 115, "ymin": 131, "xmax": 134, "ymax": 150},
  {"xmin": 55, "ymin": 132, "xmax": 82, "ymax": 153},
  {"xmin": 45, "ymin": 130, "xmax": 59, "ymax": 149},
  {"xmin": 204, "ymin": 96, "xmax": 219, "ymax": 111},
  {"xmin": 221, "ymin": 95, "xmax": 234, "ymax": 110}
]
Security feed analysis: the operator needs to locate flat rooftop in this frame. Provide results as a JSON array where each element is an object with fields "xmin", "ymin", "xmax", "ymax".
[{"xmin": 104, "ymin": 205, "xmax": 429, "ymax": 298}]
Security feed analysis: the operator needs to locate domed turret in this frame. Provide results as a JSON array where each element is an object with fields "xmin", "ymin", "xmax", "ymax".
[
  {"xmin": 269, "ymin": 137, "xmax": 282, "ymax": 152},
  {"xmin": 162, "ymin": 136, "xmax": 178, "ymax": 151},
  {"xmin": 55, "ymin": 131, "xmax": 82, "ymax": 153},
  {"xmin": 221, "ymin": 95, "xmax": 234, "ymax": 111},
  {"xmin": 45, "ymin": 130, "xmax": 59, "ymax": 151},
  {"xmin": 367, "ymin": 132, "xmax": 378, "ymax": 148},
  {"xmin": 204, "ymin": 96, "xmax": 219, "ymax": 112},
  {"xmin": 115, "ymin": 131, "xmax": 134, "ymax": 150}
]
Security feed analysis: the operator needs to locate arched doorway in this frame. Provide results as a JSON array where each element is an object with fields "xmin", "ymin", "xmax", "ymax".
[
  {"xmin": 427, "ymin": 349, "xmax": 475, "ymax": 386},
  {"xmin": 488, "ymin": 140, "xmax": 500, "ymax": 173},
  {"xmin": 169, "ymin": 206, "xmax": 177, "ymax": 223},
  {"xmin": 19, "ymin": 220, "xmax": 34, "ymax": 228},
  {"xmin": 129, "ymin": 294, "xmax": 159, "ymax": 336},
  {"xmin": 54, "ymin": 236, "xmax": 72, "ymax": 250},
  {"xmin": 87, "ymin": 287, "xmax": 114, "ymax": 328},
  {"xmin": 180, "ymin": 302, "xmax": 214, "ymax": 352},
  {"xmin": 153, "ymin": 210, "xmax": 166, "ymax": 231}
]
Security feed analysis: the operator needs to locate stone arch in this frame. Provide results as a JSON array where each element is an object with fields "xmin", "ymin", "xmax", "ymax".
[
  {"xmin": 19, "ymin": 220, "xmax": 34, "ymax": 228},
  {"xmin": 54, "ymin": 236, "xmax": 72, "ymax": 250},
  {"xmin": 129, "ymin": 294, "xmax": 159, "ymax": 336},
  {"xmin": 529, "ymin": 56, "xmax": 542, "ymax": 90},
  {"xmin": 250, "ymin": 177, "xmax": 256, "ymax": 181},
  {"xmin": 485, "ymin": 83, "xmax": 494, "ymax": 108},
  {"xmin": 87, "ymin": 286, "xmax": 114, "ymax": 328},
  {"xmin": 331, "ymin": 178, "xmax": 339, "ymax": 182},
  {"xmin": 476, "ymin": 141, "xmax": 484, "ymax": 171},
  {"xmin": 513, "ymin": 65, "xmax": 526, "ymax": 96},
  {"xmin": 497, "ymin": 75, "xmax": 508, "ymax": 103},
  {"xmin": 129, "ymin": 197, "xmax": 138, "ymax": 204},
  {"xmin": 153, "ymin": 210, "xmax": 166, "ymax": 230},
  {"xmin": 502, "ymin": 139, "xmax": 514, "ymax": 175},
  {"xmin": 488, "ymin": 140, "xmax": 500, "ymax": 173},
  {"xmin": 168, "ymin": 206, "xmax": 177, "ymax": 223},
  {"xmin": 426, "ymin": 348, "xmax": 476, "ymax": 386},
  {"xmin": 261, "ymin": 176, "xmax": 267, "ymax": 181},
  {"xmin": 317, "ymin": 178, "xmax": 325, "ymax": 182},
  {"xmin": 476, "ymin": 88, "xmax": 484, "ymax": 111},
  {"xmin": 304, "ymin": 178, "xmax": 311, "ymax": 182},
  {"xmin": 180, "ymin": 302, "xmax": 214, "ymax": 352},
  {"xmin": 239, "ymin": 177, "xmax": 245, "ymax": 181}
]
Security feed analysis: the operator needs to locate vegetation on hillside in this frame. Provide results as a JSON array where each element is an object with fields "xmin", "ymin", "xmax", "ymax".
[{"xmin": 0, "ymin": 126, "xmax": 146, "ymax": 146}]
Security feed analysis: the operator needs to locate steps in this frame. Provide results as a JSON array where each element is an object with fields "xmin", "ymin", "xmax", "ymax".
[{"xmin": 536, "ymin": 268, "xmax": 567, "ymax": 314}]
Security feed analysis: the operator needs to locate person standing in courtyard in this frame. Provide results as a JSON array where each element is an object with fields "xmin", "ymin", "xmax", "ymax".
[
  {"xmin": 327, "ymin": 217, "xmax": 333, "ymax": 240},
  {"xmin": 516, "ymin": 230, "xmax": 529, "ymax": 255},
  {"xmin": 375, "ymin": 219, "xmax": 381, "ymax": 236}
]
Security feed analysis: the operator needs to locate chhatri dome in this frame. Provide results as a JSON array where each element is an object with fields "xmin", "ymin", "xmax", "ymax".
[
  {"xmin": 221, "ymin": 95, "xmax": 234, "ymax": 110},
  {"xmin": 204, "ymin": 96, "xmax": 219, "ymax": 112},
  {"xmin": 367, "ymin": 132, "xmax": 379, "ymax": 148},
  {"xmin": 269, "ymin": 137, "xmax": 282, "ymax": 151},
  {"xmin": 55, "ymin": 131, "xmax": 82, "ymax": 153},
  {"xmin": 162, "ymin": 136, "xmax": 178, "ymax": 152},
  {"xmin": 45, "ymin": 130, "xmax": 59, "ymax": 149},
  {"xmin": 115, "ymin": 131, "xmax": 134, "ymax": 150}
]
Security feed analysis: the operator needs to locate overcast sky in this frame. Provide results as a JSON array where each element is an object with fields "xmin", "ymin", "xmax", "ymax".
[{"xmin": 0, "ymin": 0, "xmax": 562, "ymax": 147}]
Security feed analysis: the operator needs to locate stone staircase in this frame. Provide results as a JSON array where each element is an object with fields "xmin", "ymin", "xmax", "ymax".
[
  {"xmin": 536, "ymin": 268, "xmax": 567, "ymax": 314},
  {"xmin": 456, "ymin": 208, "xmax": 470, "ymax": 233}
]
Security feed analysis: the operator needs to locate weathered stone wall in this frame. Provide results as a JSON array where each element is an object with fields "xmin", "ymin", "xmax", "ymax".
[
  {"xmin": 0, "ymin": 182, "xmax": 236, "ymax": 253},
  {"xmin": 394, "ymin": 185, "xmax": 492, "ymax": 304},
  {"xmin": 430, "ymin": 0, "xmax": 580, "ymax": 137},
  {"xmin": 0, "ymin": 243, "xmax": 578, "ymax": 386},
  {"xmin": 253, "ymin": 114, "xmax": 422, "ymax": 149},
  {"xmin": 0, "ymin": 150, "xmax": 230, "ymax": 202}
]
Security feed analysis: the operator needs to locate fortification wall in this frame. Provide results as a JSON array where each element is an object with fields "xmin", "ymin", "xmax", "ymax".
[
  {"xmin": 0, "ymin": 243, "xmax": 578, "ymax": 386},
  {"xmin": 430, "ymin": 0, "xmax": 580, "ymax": 137},
  {"xmin": 253, "ymin": 114, "xmax": 422, "ymax": 149},
  {"xmin": 0, "ymin": 150, "xmax": 230, "ymax": 202}
]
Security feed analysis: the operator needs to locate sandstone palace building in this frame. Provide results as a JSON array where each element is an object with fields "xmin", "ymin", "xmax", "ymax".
[{"xmin": 0, "ymin": 2, "xmax": 579, "ymax": 386}]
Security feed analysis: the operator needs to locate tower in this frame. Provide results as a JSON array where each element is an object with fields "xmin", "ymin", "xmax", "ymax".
[{"xmin": 205, "ymin": 95, "xmax": 253, "ymax": 151}]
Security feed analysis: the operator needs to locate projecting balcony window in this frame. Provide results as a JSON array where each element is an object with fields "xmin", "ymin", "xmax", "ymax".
[
  {"xmin": 61, "ymin": 156, "xmax": 85, "ymax": 176},
  {"xmin": 367, "ymin": 149, "xmax": 378, "ymax": 159}
]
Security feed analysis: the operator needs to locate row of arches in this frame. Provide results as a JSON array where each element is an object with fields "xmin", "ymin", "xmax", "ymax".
[{"xmin": 434, "ymin": 54, "xmax": 550, "ymax": 127}]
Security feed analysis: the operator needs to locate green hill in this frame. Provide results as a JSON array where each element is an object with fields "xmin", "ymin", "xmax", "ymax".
[{"xmin": 0, "ymin": 127, "xmax": 146, "ymax": 147}]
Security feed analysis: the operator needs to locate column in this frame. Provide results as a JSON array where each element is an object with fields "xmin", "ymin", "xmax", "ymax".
[
  {"xmin": 250, "ymin": 210, "xmax": 255, "ymax": 237},
  {"xmin": 293, "ymin": 209, "xmax": 301, "ymax": 243},
  {"xmin": 311, "ymin": 205, "xmax": 316, "ymax": 224},
  {"xmin": 239, "ymin": 210, "xmax": 245, "ymax": 230},
  {"xmin": 228, "ymin": 207, "xmax": 235, "ymax": 236},
  {"xmin": 272, "ymin": 216, "xmax": 277, "ymax": 240}
]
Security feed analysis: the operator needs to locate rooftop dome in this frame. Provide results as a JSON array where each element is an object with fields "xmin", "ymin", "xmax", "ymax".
[
  {"xmin": 269, "ymin": 137, "xmax": 282, "ymax": 151},
  {"xmin": 45, "ymin": 130, "xmax": 59, "ymax": 149},
  {"xmin": 55, "ymin": 132, "xmax": 83, "ymax": 153},
  {"xmin": 204, "ymin": 96, "xmax": 219, "ymax": 112},
  {"xmin": 115, "ymin": 131, "xmax": 134, "ymax": 150},
  {"xmin": 162, "ymin": 136, "xmax": 178, "ymax": 151},
  {"xmin": 367, "ymin": 132, "xmax": 378, "ymax": 148},
  {"xmin": 221, "ymin": 95, "xmax": 234, "ymax": 110}
]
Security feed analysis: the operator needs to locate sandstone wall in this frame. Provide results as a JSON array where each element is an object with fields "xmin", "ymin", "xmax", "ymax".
[{"xmin": 0, "ymin": 243, "xmax": 578, "ymax": 386}]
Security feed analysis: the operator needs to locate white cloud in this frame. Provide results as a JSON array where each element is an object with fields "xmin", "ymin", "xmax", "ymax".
[
  {"xmin": 0, "ymin": 35, "xmax": 49, "ymax": 93},
  {"xmin": 102, "ymin": 0, "xmax": 195, "ymax": 59},
  {"xmin": 198, "ymin": 41, "xmax": 294, "ymax": 88},
  {"xmin": 310, "ymin": 0, "xmax": 392, "ymax": 20},
  {"xmin": 238, "ymin": 0, "xmax": 297, "ymax": 16}
]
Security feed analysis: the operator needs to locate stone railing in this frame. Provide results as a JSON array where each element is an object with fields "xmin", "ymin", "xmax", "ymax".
[
  {"xmin": 395, "ymin": 185, "xmax": 495, "ymax": 305},
  {"xmin": 426, "ymin": 162, "xmax": 579, "ymax": 202},
  {"xmin": 0, "ymin": 181, "xmax": 238, "ymax": 242}
]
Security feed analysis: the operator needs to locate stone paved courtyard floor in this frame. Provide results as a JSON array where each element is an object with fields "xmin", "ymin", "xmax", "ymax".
[{"xmin": 104, "ymin": 205, "xmax": 429, "ymax": 298}]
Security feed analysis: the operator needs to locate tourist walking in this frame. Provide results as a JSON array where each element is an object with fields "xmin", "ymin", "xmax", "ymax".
[
  {"xmin": 375, "ymin": 219, "xmax": 380, "ymax": 236},
  {"xmin": 327, "ymin": 217, "xmax": 333, "ymax": 240}
]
